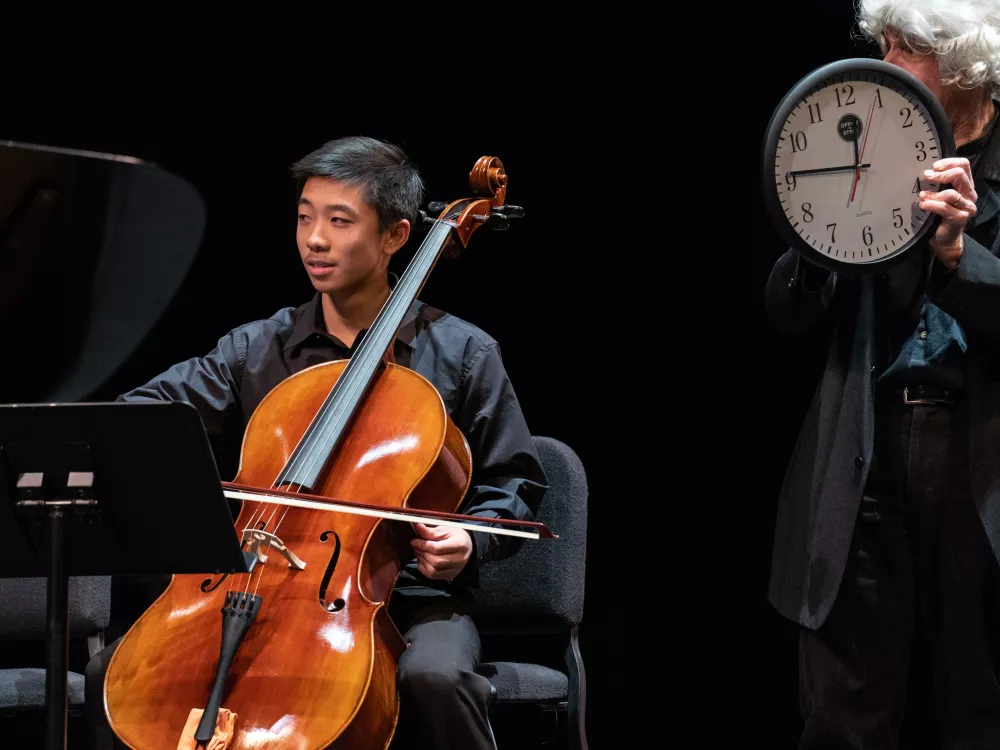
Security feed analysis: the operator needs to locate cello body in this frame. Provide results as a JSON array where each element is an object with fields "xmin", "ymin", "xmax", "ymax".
[{"xmin": 104, "ymin": 360, "xmax": 472, "ymax": 749}]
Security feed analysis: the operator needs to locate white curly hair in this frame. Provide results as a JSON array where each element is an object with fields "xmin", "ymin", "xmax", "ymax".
[{"xmin": 856, "ymin": 0, "xmax": 1000, "ymax": 92}]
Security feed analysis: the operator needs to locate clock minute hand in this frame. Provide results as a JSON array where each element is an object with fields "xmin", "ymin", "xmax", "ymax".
[{"xmin": 788, "ymin": 164, "xmax": 871, "ymax": 176}]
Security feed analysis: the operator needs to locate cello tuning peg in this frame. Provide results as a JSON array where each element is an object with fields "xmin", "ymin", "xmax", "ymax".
[
  {"xmin": 416, "ymin": 209, "xmax": 436, "ymax": 227},
  {"xmin": 492, "ymin": 205, "xmax": 525, "ymax": 219},
  {"xmin": 473, "ymin": 213, "xmax": 510, "ymax": 231},
  {"xmin": 427, "ymin": 201, "xmax": 449, "ymax": 214}
]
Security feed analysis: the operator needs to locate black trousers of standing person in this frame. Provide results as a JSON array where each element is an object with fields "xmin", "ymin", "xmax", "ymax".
[
  {"xmin": 797, "ymin": 384, "xmax": 1000, "ymax": 749},
  {"xmin": 84, "ymin": 588, "xmax": 497, "ymax": 750}
]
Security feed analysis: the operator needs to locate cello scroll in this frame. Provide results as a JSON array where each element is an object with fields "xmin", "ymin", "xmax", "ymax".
[{"xmin": 421, "ymin": 156, "xmax": 524, "ymax": 256}]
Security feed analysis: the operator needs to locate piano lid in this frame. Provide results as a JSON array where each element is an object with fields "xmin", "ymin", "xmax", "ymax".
[{"xmin": 0, "ymin": 140, "xmax": 206, "ymax": 403}]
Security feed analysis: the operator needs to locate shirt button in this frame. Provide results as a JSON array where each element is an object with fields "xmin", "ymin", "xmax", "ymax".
[
  {"xmin": 855, "ymin": 455, "xmax": 865, "ymax": 469},
  {"xmin": 919, "ymin": 331, "xmax": 928, "ymax": 340}
]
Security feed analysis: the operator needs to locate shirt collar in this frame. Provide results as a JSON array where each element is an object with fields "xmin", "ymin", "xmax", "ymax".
[{"xmin": 283, "ymin": 272, "xmax": 420, "ymax": 352}]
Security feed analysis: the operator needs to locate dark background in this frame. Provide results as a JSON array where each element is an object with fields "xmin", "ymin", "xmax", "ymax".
[{"xmin": 1, "ymin": 3, "xmax": 945, "ymax": 747}]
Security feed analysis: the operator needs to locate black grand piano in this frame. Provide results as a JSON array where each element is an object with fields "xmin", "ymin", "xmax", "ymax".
[{"xmin": 0, "ymin": 140, "xmax": 206, "ymax": 403}]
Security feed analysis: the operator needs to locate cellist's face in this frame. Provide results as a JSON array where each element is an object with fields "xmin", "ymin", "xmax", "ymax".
[{"xmin": 296, "ymin": 177, "xmax": 409, "ymax": 295}]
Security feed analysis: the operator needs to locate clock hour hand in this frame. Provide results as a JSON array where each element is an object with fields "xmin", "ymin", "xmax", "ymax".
[{"xmin": 788, "ymin": 164, "xmax": 871, "ymax": 176}]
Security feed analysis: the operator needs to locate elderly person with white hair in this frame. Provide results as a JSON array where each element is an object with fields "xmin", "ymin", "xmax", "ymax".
[{"xmin": 764, "ymin": 1, "xmax": 1000, "ymax": 747}]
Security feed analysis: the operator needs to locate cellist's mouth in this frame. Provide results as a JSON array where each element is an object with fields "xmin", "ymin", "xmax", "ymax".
[{"xmin": 306, "ymin": 259, "xmax": 337, "ymax": 276}]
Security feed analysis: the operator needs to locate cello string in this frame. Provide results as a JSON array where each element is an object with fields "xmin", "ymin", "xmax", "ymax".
[
  {"xmin": 232, "ymin": 499, "xmax": 268, "ymax": 599},
  {"xmin": 244, "ymin": 497, "xmax": 289, "ymax": 594},
  {"xmin": 271, "ymin": 504, "xmax": 292, "ymax": 539},
  {"xmin": 242, "ymin": 487, "xmax": 285, "ymax": 598},
  {"xmin": 232, "ymin": 480, "xmax": 283, "ymax": 598}
]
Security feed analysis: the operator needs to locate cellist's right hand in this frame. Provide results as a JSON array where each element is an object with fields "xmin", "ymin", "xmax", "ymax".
[{"xmin": 410, "ymin": 523, "xmax": 473, "ymax": 581}]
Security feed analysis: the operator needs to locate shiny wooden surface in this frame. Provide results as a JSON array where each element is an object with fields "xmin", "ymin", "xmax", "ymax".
[
  {"xmin": 105, "ymin": 360, "xmax": 471, "ymax": 749},
  {"xmin": 468, "ymin": 156, "xmax": 507, "ymax": 207}
]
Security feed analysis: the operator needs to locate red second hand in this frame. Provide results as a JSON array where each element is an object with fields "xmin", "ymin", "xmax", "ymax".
[{"xmin": 850, "ymin": 96, "xmax": 878, "ymax": 204}]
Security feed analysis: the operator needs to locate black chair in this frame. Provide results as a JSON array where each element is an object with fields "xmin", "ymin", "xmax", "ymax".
[
  {"xmin": 472, "ymin": 435, "xmax": 589, "ymax": 750},
  {"xmin": 0, "ymin": 576, "xmax": 110, "ymax": 744}
]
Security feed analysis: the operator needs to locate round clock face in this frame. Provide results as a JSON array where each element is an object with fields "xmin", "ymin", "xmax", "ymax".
[{"xmin": 762, "ymin": 59, "xmax": 955, "ymax": 273}]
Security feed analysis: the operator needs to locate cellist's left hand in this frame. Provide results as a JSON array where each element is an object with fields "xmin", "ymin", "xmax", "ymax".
[{"xmin": 410, "ymin": 523, "xmax": 473, "ymax": 580}]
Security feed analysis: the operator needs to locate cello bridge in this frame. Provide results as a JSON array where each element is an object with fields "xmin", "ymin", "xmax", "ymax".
[{"xmin": 241, "ymin": 528, "xmax": 307, "ymax": 570}]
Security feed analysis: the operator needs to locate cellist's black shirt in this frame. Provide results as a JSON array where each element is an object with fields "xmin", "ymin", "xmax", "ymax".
[{"xmin": 117, "ymin": 289, "xmax": 548, "ymax": 590}]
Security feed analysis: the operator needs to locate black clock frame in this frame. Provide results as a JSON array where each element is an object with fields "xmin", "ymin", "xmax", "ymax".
[{"xmin": 761, "ymin": 58, "xmax": 956, "ymax": 276}]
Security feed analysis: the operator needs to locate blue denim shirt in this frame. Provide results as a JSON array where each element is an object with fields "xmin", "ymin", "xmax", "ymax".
[{"xmin": 878, "ymin": 299, "xmax": 967, "ymax": 389}]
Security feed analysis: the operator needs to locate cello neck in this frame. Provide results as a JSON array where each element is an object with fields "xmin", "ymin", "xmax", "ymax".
[
  {"xmin": 274, "ymin": 219, "xmax": 455, "ymax": 491},
  {"xmin": 353, "ymin": 218, "xmax": 454, "ymax": 370}
]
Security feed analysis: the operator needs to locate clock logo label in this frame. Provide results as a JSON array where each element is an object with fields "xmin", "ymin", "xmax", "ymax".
[{"xmin": 838, "ymin": 114, "xmax": 863, "ymax": 142}]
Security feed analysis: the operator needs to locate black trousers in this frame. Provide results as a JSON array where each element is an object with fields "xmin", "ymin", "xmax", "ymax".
[
  {"xmin": 84, "ymin": 589, "xmax": 496, "ymax": 750},
  {"xmin": 799, "ymin": 394, "xmax": 1000, "ymax": 749}
]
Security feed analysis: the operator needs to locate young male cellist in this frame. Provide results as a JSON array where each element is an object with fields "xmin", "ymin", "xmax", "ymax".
[{"xmin": 84, "ymin": 135, "xmax": 548, "ymax": 750}]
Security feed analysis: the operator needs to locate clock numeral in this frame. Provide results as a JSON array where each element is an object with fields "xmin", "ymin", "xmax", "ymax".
[
  {"xmin": 863, "ymin": 225, "xmax": 873, "ymax": 246},
  {"xmin": 785, "ymin": 172, "xmax": 796, "ymax": 191},
  {"xmin": 875, "ymin": 88, "xmax": 883, "ymax": 108},
  {"xmin": 808, "ymin": 102, "xmax": 822, "ymax": 124},
  {"xmin": 913, "ymin": 177, "xmax": 922, "ymax": 193},
  {"xmin": 835, "ymin": 84, "xmax": 856, "ymax": 107},
  {"xmin": 892, "ymin": 207, "xmax": 903, "ymax": 228},
  {"xmin": 826, "ymin": 223, "xmax": 837, "ymax": 243},
  {"xmin": 915, "ymin": 141, "xmax": 927, "ymax": 161},
  {"xmin": 900, "ymin": 107, "xmax": 913, "ymax": 128},
  {"xmin": 790, "ymin": 131, "xmax": 808, "ymax": 153},
  {"xmin": 802, "ymin": 203, "xmax": 814, "ymax": 223}
]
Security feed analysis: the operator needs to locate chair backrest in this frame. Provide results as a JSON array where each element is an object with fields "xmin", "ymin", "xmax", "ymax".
[
  {"xmin": 470, "ymin": 436, "xmax": 588, "ymax": 631},
  {"xmin": 0, "ymin": 577, "xmax": 110, "ymax": 640}
]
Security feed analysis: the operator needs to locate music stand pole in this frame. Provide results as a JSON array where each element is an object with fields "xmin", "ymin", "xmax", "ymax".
[
  {"xmin": 45, "ymin": 507, "xmax": 69, "ymax": 750},
  {"xmin": 15, "ymin": 469, "xmax": 98, "ymax": 750}
]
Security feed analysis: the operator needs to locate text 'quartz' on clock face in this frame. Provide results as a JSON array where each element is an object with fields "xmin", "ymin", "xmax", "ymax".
[{"xmin": 774, "ymin": 75, "xmax": 942, "ymax": 264}]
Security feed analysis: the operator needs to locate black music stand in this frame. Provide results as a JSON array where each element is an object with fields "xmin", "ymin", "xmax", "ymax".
[{"xmin": 0, "ymin": 401, "xmax": 248, "ymax": 750}]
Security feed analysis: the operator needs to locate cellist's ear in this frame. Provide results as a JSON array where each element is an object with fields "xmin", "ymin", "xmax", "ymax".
[{"xmin": 382, "ymin": 219, "xmax": 410, "ymax": 258}]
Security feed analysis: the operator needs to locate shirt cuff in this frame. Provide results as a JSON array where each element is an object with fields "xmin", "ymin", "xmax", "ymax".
[{"xmin": 451, "ymin": 515, "xmax": 500, "ymax": 589}]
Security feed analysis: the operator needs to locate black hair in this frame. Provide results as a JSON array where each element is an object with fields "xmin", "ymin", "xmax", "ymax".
[{"xmin": 290, "ymin": 136, "xmax": 425, "ymax": 233}]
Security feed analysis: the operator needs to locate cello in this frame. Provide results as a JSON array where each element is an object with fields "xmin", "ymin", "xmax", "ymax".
[{"xmin": 102, "ymin": 156, "xmax": 551, "ymax": 749}]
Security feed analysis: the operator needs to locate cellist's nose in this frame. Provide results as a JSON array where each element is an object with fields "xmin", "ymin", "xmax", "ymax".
[{"xmin": 307, "ymin": 225, "xmax": 330, "ymax": 252}]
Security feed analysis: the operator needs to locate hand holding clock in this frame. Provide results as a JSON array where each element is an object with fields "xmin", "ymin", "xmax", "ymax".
[{"xmin": 918, "ymin": 157, "xmax": 977, "ymax": 270}]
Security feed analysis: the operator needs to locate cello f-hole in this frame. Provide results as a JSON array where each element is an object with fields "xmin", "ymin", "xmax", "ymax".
[{"xmin": 319, "ymin": 530, "xmax": 344, "ymax": 611}]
